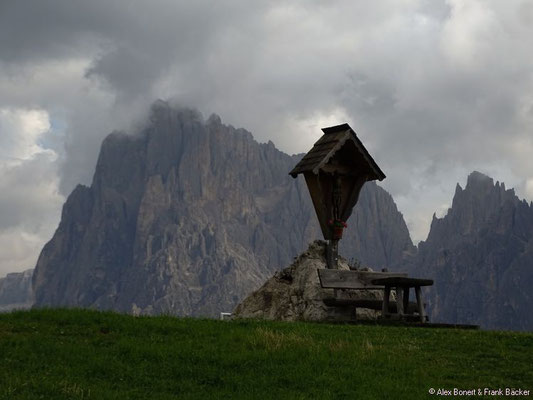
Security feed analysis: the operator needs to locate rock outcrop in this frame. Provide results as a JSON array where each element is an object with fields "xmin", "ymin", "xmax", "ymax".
[
  {"xmin": 233, "ymin": 241, "xmax": 382, "ymax": 321},
  {"xmin": 407, "ymin": 171, "xmax": 533, "ymax": 330},
  {"xmin": 0, "ymin": 269, "xmax": 33, "ymax": 312},
  {"xmin": 32, "ymin": 101, "xmax": 414, "ymax": 317}
]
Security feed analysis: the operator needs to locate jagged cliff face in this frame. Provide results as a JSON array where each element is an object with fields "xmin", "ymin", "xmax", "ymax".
[
  {"xmin": 409, "ymin": 171, "xmax": 533, "ymax": 330},
  {"xmin": 341, "ymin": 183, "xmax": 416, "ymax": 269},
  {"xmin": 0, "ymin": 269, "xmax": 33, "ymax": 311},
  {"xmin": 33, "ymin": 102, "xmax": 414, "ymax": 317}
]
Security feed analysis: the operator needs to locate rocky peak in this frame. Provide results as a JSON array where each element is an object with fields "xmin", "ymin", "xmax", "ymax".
[
  {"xmin": 466, "ymin": 170, "xmax": 493, "ymax": 188},
  {"xmin": 427, "ymin": 171, "xmax": 524, "ymax": 242},
  {"xmin": 206, "ymin": 113, "xmax": 222, "ymax": 126},
  {"xmin": 33, "ymin": 103, "xmax": 414, "ymax": 317},
  {"xmin": 409, "ymin": 171, "xmax": 533, "ymax": 330}
]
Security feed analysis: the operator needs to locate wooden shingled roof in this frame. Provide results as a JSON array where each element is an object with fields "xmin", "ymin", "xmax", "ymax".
[{"xmin": 289, "ymin": 123, "xmax": 386, "ymax": 180}]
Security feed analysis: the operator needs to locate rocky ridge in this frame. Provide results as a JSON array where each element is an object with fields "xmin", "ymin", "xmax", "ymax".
[
  {"xmin": 408, "ymin": 171, "xmax": 533, "ymax": 330},
  {"xmin": 32, "ymin": 102, "xmax": 414, "ymax": 317},
  {"xmin": 26, "ymin": 102, "xmax": 533, "ymax": 329}
]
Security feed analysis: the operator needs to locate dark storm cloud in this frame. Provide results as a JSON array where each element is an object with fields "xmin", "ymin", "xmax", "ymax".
[
  {"xmin": 0, "ymin": 1, "xmax": 207, "ymax": 62},
  {"xmin": 1, "ymin": 0, "xmax": 533, "ymax": 274},
  {"xmin": 1, "ymin": 1, "xmax": 267, "ymax": 95}
]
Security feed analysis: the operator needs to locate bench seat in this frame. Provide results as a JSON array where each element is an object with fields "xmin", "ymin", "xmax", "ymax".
[{"xmin": 317, "ymin": 269, "xmax": 407, "ymax": 289}]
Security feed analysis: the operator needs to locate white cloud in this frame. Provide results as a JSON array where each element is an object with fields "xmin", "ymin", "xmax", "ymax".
[
  {"xmin": 0, "ymin": 108, "xmax": 53, "ymax": 163},
  {"xmin": 441, "ymin": 0, "xmax": 500, "ymax": 68},
  {"xmin": 0, "ymin": 108, "xmax": 63, "ymax": 276},
  {"xmin": 525, "ymin": 179, "xmax": 533, "ymax": 200},
  {"xmin": 0, "ymin": 229, "xmax": 51, "ymax": 278}
]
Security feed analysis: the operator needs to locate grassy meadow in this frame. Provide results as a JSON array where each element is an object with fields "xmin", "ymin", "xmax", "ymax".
[{"xmin": 0, "ymin": 309, "xmax": 532, "ymax": 399}]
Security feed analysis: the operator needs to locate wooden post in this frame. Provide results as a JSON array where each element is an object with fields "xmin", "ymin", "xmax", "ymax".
[
  {"xmin": 326, "ymin": 239, "xmax": 338, "ymax": 269},
  {"xmin": 403, "ymin": 288, "xmax": 410, "ymax": 314},
  {"xmin": 415, "ymin": 286, "xmax": 426, "ymax": 323},
  {"xmin": 382, "ymin": 286, "xmax": 391, "ymax": 317}
]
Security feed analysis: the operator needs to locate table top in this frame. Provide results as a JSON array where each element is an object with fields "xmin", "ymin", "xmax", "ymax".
[{"xmin": 371, "ymin": 277, "xmax": 434, "ymax": 287}]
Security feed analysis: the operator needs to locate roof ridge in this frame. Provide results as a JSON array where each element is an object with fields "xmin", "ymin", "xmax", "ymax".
[{"xmin": 289, "ymin": 123, "xmax": 385, "ymax": 181}]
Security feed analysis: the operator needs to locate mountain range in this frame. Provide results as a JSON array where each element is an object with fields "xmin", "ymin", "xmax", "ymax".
[
  {"xmin": 406, "ymin": 171, "xmax": 533, "ymax": 330},
  {"xmin": 31, "ymin": 102, "xmax": 413, "ymax": 317},
  {"xmin": 4, "ymin": 101, "xmax": 532, "ymax": 330}
]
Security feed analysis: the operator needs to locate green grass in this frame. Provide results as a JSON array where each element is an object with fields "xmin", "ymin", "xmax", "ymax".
[{"xmin": 0, "ymin": 309, "xmax": 532, "ymax": 399}]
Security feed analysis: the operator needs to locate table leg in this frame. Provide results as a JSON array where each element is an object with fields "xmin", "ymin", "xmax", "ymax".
[
  {"xmin": 403, "ymin": 288, "xmax": 410, "ymax": 314},
  {"xmin": 415, "ymin": 286, "xmax": 426, "ymax": 323},
  {"xmin": 382, "ymin": 286, "xmax": 391, "ymax": 317},
  {"xmin": 396, "ymin": 287, "xmax": 404, "ymax": 315}
]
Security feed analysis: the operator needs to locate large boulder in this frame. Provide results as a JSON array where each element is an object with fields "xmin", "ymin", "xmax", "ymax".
[{"xmin": 233, "ymin": 241, "xmax": 383, "ymax": 322}]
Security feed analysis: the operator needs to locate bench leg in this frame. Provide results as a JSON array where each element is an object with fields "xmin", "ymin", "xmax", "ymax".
[
  {"xmin": 396, "ymin": 287, "xmax": 404, "ymax": 315},
  {"xmin": 415, "ymin": 286, "xmax": 426, "ymax": 323},
  {"xmin": 382, "ymin": 286, "xmax": 391, "ymax": 317},
  {"xmin": 403, "ymin": 288, "xmax": 410, "ymax": 314}
]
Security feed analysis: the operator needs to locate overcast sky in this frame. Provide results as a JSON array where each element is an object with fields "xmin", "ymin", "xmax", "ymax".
[{"xmin": 1, "ymin": 0, "xmax": 533, "ymax": 276}]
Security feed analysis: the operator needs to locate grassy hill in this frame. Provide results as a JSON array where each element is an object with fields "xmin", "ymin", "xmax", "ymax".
[{"xmin": 0, "ymin": 309, "xmax": 532, "ymax": 399}]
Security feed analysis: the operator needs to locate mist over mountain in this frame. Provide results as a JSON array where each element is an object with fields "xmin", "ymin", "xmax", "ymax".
[
  {"xmin": 32, "ymin": 102, "xmax": 413, "ymax": 317},
  {"xmin": 407, "ymin": 171, "xmax": 533, "ymax": 330}
]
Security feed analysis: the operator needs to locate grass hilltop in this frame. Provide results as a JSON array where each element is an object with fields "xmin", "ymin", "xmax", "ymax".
[{"xmin": 1, "ymin": 309, "xmax": 532, "ymax": 399}]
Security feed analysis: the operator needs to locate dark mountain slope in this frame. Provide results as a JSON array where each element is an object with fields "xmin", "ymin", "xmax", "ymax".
[
  {"xmin": 408, "ymin": 171, "xmax": 533, "ymax": 330},
  {"xmin": 33, "ymin": 102, "xmax": 414, "ymax": 316}
]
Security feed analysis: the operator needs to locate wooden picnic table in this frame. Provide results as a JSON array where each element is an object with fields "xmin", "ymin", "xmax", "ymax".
[
  {"xmin": 317, "ymin": 269, "xmax": 434, "ymax": 323},
  {"xmin": 370, "ymin": 277, "xmax": 433, "ymax": 323}
]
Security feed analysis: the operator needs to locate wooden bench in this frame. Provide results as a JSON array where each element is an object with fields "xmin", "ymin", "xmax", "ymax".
[{"xmin": 317, "ymin": 269, "xmax": 431, "ymax": 322}]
